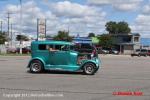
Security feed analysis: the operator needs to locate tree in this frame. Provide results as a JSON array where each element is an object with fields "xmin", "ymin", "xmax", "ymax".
[
  {"xmin": 0, "ymin": 32, "xmax": 9, "ymax": 44},
  {"xmin": 53, "ymin": 31, "xmax": 72, "ymax": 42},
  {"xmin": 105, "ymin": 21, "xmax": 118, "ymax": 34},
  {"xmin": 98, "ymin": 34, "xmax": 113, "ymax": 48},
  {"xmin": 105, "ymin": 21, "xmax": 131, "ymax": 34},
  {"xmin": 16, "ymin": 35, "xmax": 29, "ymax": 41},
  {"xmin": 88, "ymin": 33, "xmax": 95, "ymax": 37},
  {"xmin": 117, "ymin": 21, "xmax": 131, "ymax": 34}
]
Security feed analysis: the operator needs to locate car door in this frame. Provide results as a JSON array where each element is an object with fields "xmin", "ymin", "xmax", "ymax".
[
  {"xmin": 49, "ymin": 45, "xmax": 69, "ymax": 65},
  {"xmin": 49, "ymin": 50, "xmax": 69, "ymax": 65}
]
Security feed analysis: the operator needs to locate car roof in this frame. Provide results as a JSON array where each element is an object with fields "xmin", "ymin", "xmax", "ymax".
[{"xmin": 32, "ymin": 40, "xmax": 73, "ymax": 45}]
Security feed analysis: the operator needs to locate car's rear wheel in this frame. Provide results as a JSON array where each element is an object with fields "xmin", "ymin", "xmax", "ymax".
[
  {"xmin": 83, "ymin": 63, "xmax": 96, "ymax": 75},
  {"xmin": 145, "ymin": 54, "xmax": 147, "ymax": 57},
  {"xmin": 30, "ymin": 60, "xmax": 44, "ymax": 73},
  {"xmin": 131, "ymin": 54, "xmax": 134, "ymax": 57}
]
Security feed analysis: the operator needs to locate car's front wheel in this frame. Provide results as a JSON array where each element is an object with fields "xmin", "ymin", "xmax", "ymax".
[
  {"xmin": 83, "ymin": 63, "xmax": 96, "ymax": 75},
  {"xmin": 30, "ymin": 60, "xmax": 44, "ymax": 73},
  {"xmin": 138, "ymin": 54, "xmax": 141, "ymax": 57}
]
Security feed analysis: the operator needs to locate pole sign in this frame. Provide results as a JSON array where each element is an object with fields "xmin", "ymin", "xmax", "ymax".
[{"xmin": 37, "ymin": 19, "xmax": 46, "ymax": 41}]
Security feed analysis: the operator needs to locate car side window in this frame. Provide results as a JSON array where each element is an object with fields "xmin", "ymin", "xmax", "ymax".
[
  {"xmin": 38, "ymin": 44, "xmax": 47, "ymax": 50},
  {"xmin": 70, "ymin": 45, "xmax": 74, "ymax": 50},
  {"xmin": 49, "ymin": 45, "xmax": 58, "ymax": 51},
  {"xmin": 136, "ymin": 49, "xmax": 140, "ymax": 52},
  {"xmin": 55, "ymin": 45, "xmax": 61, "ymax": 50},
  {"xmin": 47, "ymin": 44, "xmax": 70, "ymax": 51},
  {"xmin": 49, "ymin": 45, "xmax": 53, "ymax": 49}
]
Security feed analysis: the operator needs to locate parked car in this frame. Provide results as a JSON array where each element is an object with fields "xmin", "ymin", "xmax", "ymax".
[
  {"xmin": 131, "ymin": 49, "xmax": 148, "ymax": 57},
  {"xmin": 74, "ymin": 43, "xmax": 96, "ymax": 54},
  {"xmin": 16, "ymin": 47, "xmax": 31, "ymax": 54},
  {"xmin": 7, "ymin": 47, "xmax": 16, "ymax": 53},
  {"xmin": 102, "ymin": 47, "xmax": 111, "ymax": 54},
  {"xmin": 101, "ymin": 49, "xmax": 110, "ymax": 54},
  {"xmin": 27, "ymin": 41, "xmax": 101, "ymax": 75},
  {"xmin": 110, "ymin": 49, "xmax": 119, "ymax": 54},
  {"xmin": 147, "ymin": 50, "xmax": 150, "ymax": 56}
]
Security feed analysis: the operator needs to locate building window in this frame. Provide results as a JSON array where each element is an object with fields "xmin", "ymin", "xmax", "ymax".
[
  {"xmin": 134, "ymin": 37, "xmax": 139, "ymax": 42},
  {"xmin": 123, "ymin": 37, "xmax": 131, "ymax": 42}
]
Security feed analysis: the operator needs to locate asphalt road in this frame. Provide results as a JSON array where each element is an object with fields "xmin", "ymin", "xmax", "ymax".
[{"xmin": 0, "ymin": 55, "xmax": 150, "ymax": 100}]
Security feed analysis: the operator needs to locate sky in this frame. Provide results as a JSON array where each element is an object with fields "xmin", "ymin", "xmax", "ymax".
[{"xmin": 0, "ymin": 0, "xmax": 150, "ymax": 38}]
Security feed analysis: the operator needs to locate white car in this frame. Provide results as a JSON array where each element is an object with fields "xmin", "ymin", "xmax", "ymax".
[{"xmin": 102, "ymin": 49, "xmax": 109, "ymax": 54}]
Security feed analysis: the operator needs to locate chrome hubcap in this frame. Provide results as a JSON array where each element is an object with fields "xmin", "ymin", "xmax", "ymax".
[
  {"xmin": 31, "ymin": 63, "xmax": 41, "ymax": 72},
  {"xmin": 85, "ymin": 65, "xmax": 94, "ymax": 74}
]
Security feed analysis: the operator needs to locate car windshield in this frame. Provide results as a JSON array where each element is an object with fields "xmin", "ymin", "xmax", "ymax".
[
  {"xmin": 135, "ymin": 49, "xmax": 147, "ymax": 52},
  {"xmin": 136, "ymin": 49, "xmax": 140, "ymax": 52},
  {"xmin": 61, "ymin": 45, "xmax": 70, "ymax": 51},
  {"xmin": 102, "ymin": 47, "xmax": 110, "ymax": 51},
  {"xmin": 141, "ymin": 49, "xmax": 147, "ymax": 52}
]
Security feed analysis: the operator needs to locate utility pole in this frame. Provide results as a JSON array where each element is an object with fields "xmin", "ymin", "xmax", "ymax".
[
  {"xmin": 19, "ymin": 0, "xmax": 23, "ymax": 54},
  {"xmin": 67, "ymin": 25, "xmax": 70, "ymax": 34},
  {"xmin": 37, "ymin": 18, "xmax": 39, "ymax": 41},
  {"xmin": 67, "ymin": 18, "xmax": 70, "ymax": 35},
  {"xmin": 0, "ymin": 21, "xmax": 2, "ymax": 32},
  {"xmin": 6, "ymin": 12, "xmax": 11, "ymax": 46},
  {"xmin": 45, "ymin": 19, "xmax": 47, "ymax": 38},
  {"xmin": 10, "ymin": 23, "xmax": 13, "ymax": 46},
  {"xmin": 7, "ymin": 12, "xmax": 10, "ymax": 37}
]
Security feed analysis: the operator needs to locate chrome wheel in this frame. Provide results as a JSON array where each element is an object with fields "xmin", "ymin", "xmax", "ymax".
[
  {"xmin": 30, "ymin": 60, "xmax": 43, "ymax": 73},
  {"xmin": 83, "ymin": 63, "xmax": 95, "ymax": 75}
]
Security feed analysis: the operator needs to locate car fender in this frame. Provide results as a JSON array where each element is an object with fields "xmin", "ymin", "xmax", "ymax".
[
  {"xmin": 80, "ymin": 59, "xmax": 100, "ymax": 69},
  {"xmin": 27, "ymin": 57, "xmax": 45, "ymax": 68}
]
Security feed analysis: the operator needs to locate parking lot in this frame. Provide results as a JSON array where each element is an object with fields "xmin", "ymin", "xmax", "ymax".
[{"xmin": 0, "ymin": 55, "xmax": 150, "ymax": 100}]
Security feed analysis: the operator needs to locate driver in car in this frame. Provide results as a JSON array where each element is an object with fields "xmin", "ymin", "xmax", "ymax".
[{"xmin": 49, "ymin": 47, "xmax": 59, "ymax": 51}]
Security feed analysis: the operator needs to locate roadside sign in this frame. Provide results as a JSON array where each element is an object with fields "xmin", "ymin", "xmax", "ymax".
[{"xmin": 37, "ymin": 19, "xmax": 46, "ymax": 41}]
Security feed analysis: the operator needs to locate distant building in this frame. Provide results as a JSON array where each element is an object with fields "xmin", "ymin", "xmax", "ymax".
[
  {"xmin": 72, "ymin": 37, "xmax": 100, "ymax": 44},
  {"xmin": 112, "ymin": 33, "xmax": 141, "ymax": 54},
  {"xmin": 73, "ymin": 37, "xmax": 92, "ymax": 44}
]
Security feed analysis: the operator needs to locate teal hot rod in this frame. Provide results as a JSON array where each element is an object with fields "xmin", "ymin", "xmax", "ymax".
[{"xmin": 27, "ymin": 41, "xmax": 101, "ymax": 75}]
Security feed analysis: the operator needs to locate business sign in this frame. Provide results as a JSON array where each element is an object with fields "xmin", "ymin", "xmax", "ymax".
[{"xmin": 37, "ymin": 19, "xmax": 46, "ymax": 40}]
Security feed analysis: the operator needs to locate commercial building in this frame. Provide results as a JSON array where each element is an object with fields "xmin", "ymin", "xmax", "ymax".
[{"xmin": 112, "ymin": 33, "xmax": 141, "ymax": 54}]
